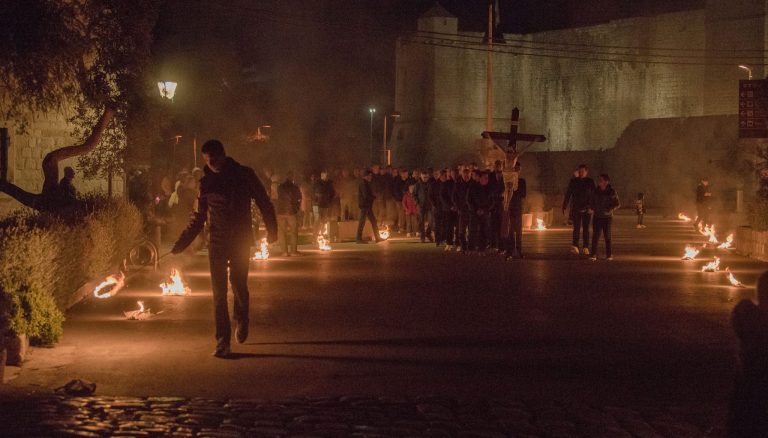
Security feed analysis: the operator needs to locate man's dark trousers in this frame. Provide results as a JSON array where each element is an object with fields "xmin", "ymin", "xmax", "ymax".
[
  {"xmin": 209, "ymin": 242, "xmax": 251, "ymax": 348},
  {"xmin": 457, "ymin": 212, "xmax": 471, "ymax": 250},
  {"xmin": 433, "ymin": 209, "xmax": 445, "ymax": 244},
  {"xmin": 591, "ymin": 217, "xmax": 613, "ymax": 257},
  {"xmin": 442, "ymin": 211, "xmax": 457, "ymax": 246},
  {"xmin": 471, "ymin": 213, "xmax": 492, "ymax": 251},
  {"xmin": 356, "ymin": 207, "xmax": 379, "ymax": 240},
  {"xmin": 507, "ymin": 212, "xmax": 523, "ymax": 255},
  {"xmin": 572, "ymin": 211, "xmax": 592, "ymax": 248},
  {"xmin": 490, "ymin": 208, "xmax": 502, "ymax": 249}
]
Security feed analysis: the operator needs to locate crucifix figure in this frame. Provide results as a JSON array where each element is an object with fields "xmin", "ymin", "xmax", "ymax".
[{"xmin": 481, "ymin": 107, "xmax": 546, "ymax": 212}]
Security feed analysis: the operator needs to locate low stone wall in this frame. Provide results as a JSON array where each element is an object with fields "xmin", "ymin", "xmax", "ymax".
[{"xmin": 736, "ymin": 226, "xmax": 768, "ymax": 262}]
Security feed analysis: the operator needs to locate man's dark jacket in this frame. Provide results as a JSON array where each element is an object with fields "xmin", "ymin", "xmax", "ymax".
[
  {"xmin": 413, "ymin": 179, "xmax": 431, "ymax": 211},
  {"xmin": 563, "ymin": 177, "xmax": 595, "ymax": 213},
  {"xmin": 509, "ymin": 178, "xmax": 527, "ymax": 215},
  {"xmin": 439, "ymin": 179, "xmax": 455, "ymax": 212},
  {"xmin": 696, "ymin": 183, "xmax": 712, "ymax": 205},
  {"xmin": 468, "ymin": 183, "xmax": 495, "ymax": 214},
  {"xmin": 313, "ymin": 179, "xmax": 335, "ymax": 208},
  {"xmin": 589, "ymin": 184, "xmax": 620, "ymax": 218},
  {"xmin": 358, "ymin": 178, "xmax": 375, "ymax": 209},
  {"xmin": 277, "ymin": 179, "xmax": 302, "ymax": 215},
  {"xmin": 453, "ymin": 178, "xmax": 473, "ymax": 212},
  {"xmin": 173, "ymin": 157, "xmax": 277, "ymax": 252}
]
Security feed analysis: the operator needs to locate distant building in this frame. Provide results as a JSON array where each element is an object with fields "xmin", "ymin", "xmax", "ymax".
[{"xmin": 393, "ymin": 0, "xmax": 758, "ymax": 168}]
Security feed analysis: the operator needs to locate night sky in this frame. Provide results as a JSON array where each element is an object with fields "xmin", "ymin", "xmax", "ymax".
[{"xmin": 152, "ymin": 0, "xmax": 703, "ymax": 170}]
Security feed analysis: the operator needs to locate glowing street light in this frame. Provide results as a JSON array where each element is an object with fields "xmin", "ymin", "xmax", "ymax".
[
  {"xmin": 368, "ymin": 108, "xmax": 376, "ymax": 163},
  {"xmin": 157, "ymin": 81, "xmax": 178, "ymax": 100},
  {"xmin": 738, "ymin": 65, "xmax": 753, "ymax": 80}
]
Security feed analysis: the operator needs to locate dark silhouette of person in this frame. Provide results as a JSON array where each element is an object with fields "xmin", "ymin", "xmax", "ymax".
[
  {"xmin": 729, "ymin": 271, "xmax": 768, "ymax": 436},
  {"xmin": 172, "ymin": 140, "xmax": 277, "ymax": 358},
  {"xmin": 356, "ymin": 169, "xmax": 382, "ymax": 243},
  {"xmin": 59, "ymin": 166, "xmax": 78, "ymax": 200}
]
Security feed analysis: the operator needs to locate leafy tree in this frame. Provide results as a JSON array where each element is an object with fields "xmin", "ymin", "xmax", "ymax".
[{"xmin": 0, "ymin": 0, "xmax": 159, "ymax": 212}]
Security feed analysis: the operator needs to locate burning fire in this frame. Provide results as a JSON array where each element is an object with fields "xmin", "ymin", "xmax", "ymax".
[
  {"xmin": 379, "ymin": 226, "xmax": 390, "ymax": 240},
  {"xmin": 535, "ymin": 218, "xmax": 547, "ymax": 231},
  {"xmin": 93, "ymin": 271, "xmax": 125, "ymax": 299},
  {"xmin": 317, "ymin": 223, "xmax": 332, "ymax": 251},
  {"xmin": 701, "ymin": 256, "xmax": 721, "ymax": 272},
  {"xmin": 726, "ymin": 268, "xmax": 746, "ymax": 288},
  {"xmin": 252, "ymin": 237, "xmax": 269, "ymax": 260},
  {"xmin": 698, "ymin": 224, "xmax": 719, "ymax": 244},
  {"xmin": 681, "ymin": 245, "xmax": 700, "ymax": 260},
  {"xmin": 678, "ymin": 213, "xmax": 692, "ymax": 222},
  {"xmin": 159, "ymin": 268, "xmax": 191, "ymax": 296},
  {"xmin": 124, "ymin": 301, "xmax": 151, "ymax": 320},
  {"xmin": 717, "ymin": 233, "xmax": 734, "ymax": 250}
]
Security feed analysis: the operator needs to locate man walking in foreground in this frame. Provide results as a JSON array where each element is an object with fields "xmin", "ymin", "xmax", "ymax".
[
  {"xmin": 172, "ymin": 140, "xmax": 277, "ymax": 358},
  {"xmin": 562, "ymin": 164, "xmax": 595, "ymax": 255}
]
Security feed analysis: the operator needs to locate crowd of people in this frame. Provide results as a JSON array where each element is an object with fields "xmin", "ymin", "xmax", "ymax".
[{"xmin": 126, "ymin": 159, "xmax": 630, "ymax": 261}]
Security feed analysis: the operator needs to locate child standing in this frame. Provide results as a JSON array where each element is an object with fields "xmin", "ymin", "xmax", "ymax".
[
  {"xmin": 402, "ymin": 184, "xmax": 418, "ymax": 237},
  {"xmin": 635, "ymin": 192, "xmax": 646, "ymax": 229}
]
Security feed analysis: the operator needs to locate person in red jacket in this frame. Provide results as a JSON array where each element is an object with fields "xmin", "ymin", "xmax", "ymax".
[{"xmin": 402, "ymin": 184, "xmax": 418, "ymax": 237}]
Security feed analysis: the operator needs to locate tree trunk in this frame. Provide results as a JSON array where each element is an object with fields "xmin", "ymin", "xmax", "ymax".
[{"xmin": 0, "ymin": 107, "xmax": 114, "ymax": 213}]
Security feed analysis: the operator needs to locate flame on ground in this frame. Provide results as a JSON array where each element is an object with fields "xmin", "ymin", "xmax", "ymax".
[
  {"xmin": 535, "ymin": 218, "xmax": 547, "ymax": 231},
  {"xmin": 678, "ymin": 213, "xmax": 692, "ymax": 222},
  {"xmin": 699, "ymin": 224, "xmax": 719, "ymax": 244},
  {"xmin": 124, "ymin": 301, "xmax": 151, "ymax": 320},
  {"xmin": 682, "ymin": 245, "xmax": 700, "ymax": 260},
  {"xmin": 159, "ymin": 268, "xmax": 191, "ymax": 296},
  {"xmin": 93, "ymin": 271, "xmax": 126, "ymax": 299},
  {"xmin": 718, "ymin": 233, "xmax": 734, "ymax": 250},
  {"xmin": 252, "ymin": 237, "xmax": 269, "ymax": 260},
  {"xmin": 379, "ymin": 226, "xmax": 390, "ymax": 240},
  {"xmin": 317, "ymin": 223, "xmax": 332, "ymax": 251},
  {"xmin": 726, "ymin": 268, "xmax": 746, "ymax": 288},
  {"xmin": 701, "ymin": 256, "xmax": 721, "ymax": 272}
]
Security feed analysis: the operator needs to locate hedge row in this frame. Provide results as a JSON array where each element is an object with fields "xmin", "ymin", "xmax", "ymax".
[{"xmin": 0, "ymin": 196, "xmax": 142, "ymax": 345}]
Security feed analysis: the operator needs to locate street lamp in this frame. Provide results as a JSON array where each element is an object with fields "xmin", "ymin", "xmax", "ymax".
[
  {"xmin": 368, "ymin": 108, "xmax": 376, "ymax": 163},
  {"xmin": 739, "ymin": 65, "xmax": 753, "ymax": 80},
  {"xmin": 157, "ymin": 81, "xmax": 178, "ymax": 101},
  {"xmin": 383, "ymin": 112, "xmax": 401, "ymax": 166}
]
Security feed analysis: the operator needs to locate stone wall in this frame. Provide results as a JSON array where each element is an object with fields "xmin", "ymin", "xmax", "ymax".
[
  {"xmin": 0, "ymin": 111, "xmax": 123, "ymax": 216},
  {"xmin": 394, "ymin": 2, "xmax": 762, "ymax": 167}
]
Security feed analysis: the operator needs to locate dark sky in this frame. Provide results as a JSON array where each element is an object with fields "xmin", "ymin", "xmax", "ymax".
[{"xmin": 152, "ymin": 0, "xmax": 703, "ymax": 170}]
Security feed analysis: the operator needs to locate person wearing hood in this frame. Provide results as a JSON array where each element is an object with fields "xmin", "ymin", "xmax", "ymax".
[
  {"xmin": 588, "ymin": 173, "xmax": 620, "ymax": 261},
  {"xmin": 172, "ymin": 140, "xmax": 277, "ymax": 358}
]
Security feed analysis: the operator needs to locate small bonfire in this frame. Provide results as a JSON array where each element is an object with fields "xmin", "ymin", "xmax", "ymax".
[
  {"xmin": 124, "ymin": 301, "xmax": 151, "ymax": 320},
  {"xmin": 682, "ymin": 245, "xmax": 700, "ymax": 261},
  {"xmin": 717, "ymin": 233, "xmax": 734, "ymax": 250},
  {"xmin": 701, "ymin": 256, "xmax": 721, "ymax": 273},
  {"xmin": 252, "ymin": 237, "xmax": 269, "ymax": 260},
  {"xmin": 317, "ymin": 223, "xmax": 332, "ymax": 251},
  {"xmin": 678, "ymin": 213, "xmax": 692, "ymax": 222},
  {"xmin": 535, "ymin": 218, "xmax": 547, "ymax": 231},
  {"xmin": 379, "ymin": 225, "xmax": 390, "ymax": 240},
  {"xmin": 159, "ymin": 268, "xmax": 191, "ymax": 296},
  {"xmin": 726, "ymin": 268, "xmax": 746, "ymax": 288}
]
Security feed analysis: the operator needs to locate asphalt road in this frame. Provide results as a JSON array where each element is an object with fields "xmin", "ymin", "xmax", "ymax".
[{"xmin": 6, "ymin": 214, "xmax": 764, "ymax": 411}]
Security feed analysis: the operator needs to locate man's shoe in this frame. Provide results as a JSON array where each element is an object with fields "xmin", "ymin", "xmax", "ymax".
[
  {"xmin": 213, "ymin": 344, "xmax": 231, "ymax": 358},
  {"xmin": 570, "ymin": 245, "xmax": 579, "ymax": 255},
  {"xmin": 236, "ymin": 322, "xmax": 249, "ymax": 344},
  {"xmin": 589, "ymin": 256, "xmax": 597, "ymax": 261},
  {"xmin": 582, "ymin": 247, "xmax": 590, "ymax": 256},
  {"xmin": 607, "ymin": 256, "xmax": 614, "ymax": 261}
]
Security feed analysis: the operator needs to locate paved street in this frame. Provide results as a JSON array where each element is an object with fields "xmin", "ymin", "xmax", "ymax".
[{"xmin": 2, "ymin": 214, "xmax": 764, "ymax": 436}]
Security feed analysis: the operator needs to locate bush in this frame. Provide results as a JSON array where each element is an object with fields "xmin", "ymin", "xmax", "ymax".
[{"xmin": 0, "ymin": 196, "xmax": 142, "ymax": 345}]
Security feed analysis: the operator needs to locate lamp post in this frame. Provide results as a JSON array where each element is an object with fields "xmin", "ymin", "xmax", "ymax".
[
  {"xmin": 368, "ymin": 108, "xmax": 376, "ymax": 163},
  {"xmin": 382, "ymin": 112, "xmax": 401, "ymax": 166},
  {"xmin": 158, "ymin": 81, "xmax": 178, "ymax": 172},
  {"xmin": 739, "ymin": 65, "xmax": 753, "ymax": 80}
]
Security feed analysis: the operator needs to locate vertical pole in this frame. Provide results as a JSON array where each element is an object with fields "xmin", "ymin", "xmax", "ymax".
[
  {"xmin": 369, "ymin": 113, "xmax": 374, "ymax": 164},
  {"xmin": 383, "ymin": 116, "xmax": 388, "ymax": 166},
  {"xmin": 486, "ymin": 1, "xmax": 494, "ymax": 134}
]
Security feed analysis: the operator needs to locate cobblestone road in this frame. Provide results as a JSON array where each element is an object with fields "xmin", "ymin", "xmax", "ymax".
[{"xmin": 2, "ymin": 394, "xmax": 725, "ymax": 437}]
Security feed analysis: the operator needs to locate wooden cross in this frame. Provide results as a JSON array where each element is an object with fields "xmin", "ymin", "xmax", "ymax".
[
  {"xmin": 481, "ymin": 107, "xmax": 546, "ymax": 166},
  {"xmin": 481, "ymin": 107, "xmax": 547, "ymax": 212}
]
